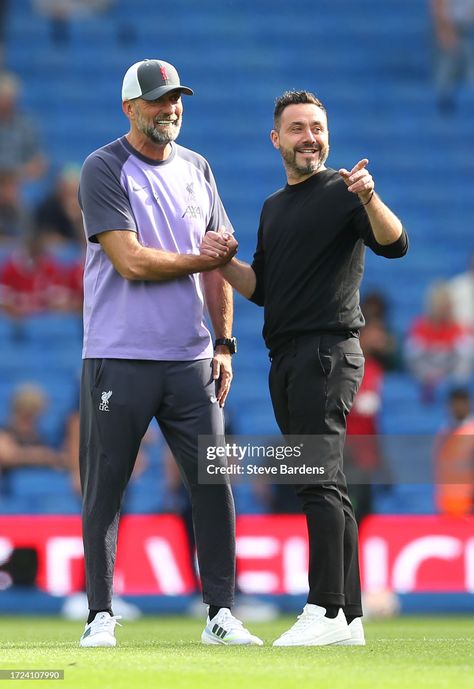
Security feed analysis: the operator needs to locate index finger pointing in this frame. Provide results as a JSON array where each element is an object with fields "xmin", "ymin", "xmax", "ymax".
[{"xmin": 349, "ymin": 159, "xmax": 369, "ymax": 175}]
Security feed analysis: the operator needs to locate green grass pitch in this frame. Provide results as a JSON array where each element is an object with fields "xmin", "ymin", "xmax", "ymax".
[{"xmin": 0, "ymin": 615, "xmax": 473, "ymax": 689}]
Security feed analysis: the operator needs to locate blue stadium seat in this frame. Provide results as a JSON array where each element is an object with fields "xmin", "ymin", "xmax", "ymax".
[{"xmin": 3, "ymin": 0, "xmax": 473, "ymax": 517}]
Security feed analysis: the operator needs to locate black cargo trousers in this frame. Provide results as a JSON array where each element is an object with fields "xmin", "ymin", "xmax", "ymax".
[
  {"xmin": 79, "ymin": 358, "xmax": 236, "ymax": 612},
  {"xmin": 269, "ymin": 332, "xmax": 364, "ymax": 617}
]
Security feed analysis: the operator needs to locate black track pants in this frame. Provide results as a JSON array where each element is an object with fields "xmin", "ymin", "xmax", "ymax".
[
  {"xmin": 269, "ymin": 333, "xmax": 364, "ymax": 616},
  {"xmin": 79, "ymin": 358, "xmax": 236, "ymax": 611}
]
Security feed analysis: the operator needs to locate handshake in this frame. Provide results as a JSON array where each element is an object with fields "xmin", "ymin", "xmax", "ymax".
[{"xmin": 200, "ymin": 226, "xmax": 238, "ymax": 267}]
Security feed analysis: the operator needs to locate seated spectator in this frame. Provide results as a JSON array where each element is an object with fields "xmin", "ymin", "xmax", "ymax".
[
  {"xmin": 0, "ymin": 168, "xmax": 32, "ymax": 241},
  {"xmin": 434, "ymin": 387, "xmax": 474, "ymax": 515},
  {"xmin": 32, "ymin": 0, "xmax": 114, "ymax": 45},
  {"xmin": 34, "ymin": 164, "xmax": 84, "ymax": 246},
  {"xmin": 430, "ymin": 0, "xmax": 474, "ymax": 113},
  {"xmin": 361, "ymin": 291, "xmax": 401, "ymax": 371},
  {"xmin": 0, "ymin": 383, "xmax": 66, "ymax": 471},
  {"xmin": 0, "ymin": 71, "xmax": 47, "ymax": 183},
  {"xmin": 0, "ymin": 233, "xmax": 78, "ymax": 317},
  {"xmin": 345, "ymin": 324, "xmax": 388, "ymax": 523},
  {"xmin": 405, "ymin": 281, "xmax": 474, "ymax": 401},
  {"xmin": 62, "ymin": 255, "xmax": 84, "ymax": 313},
  {"xmin": 0, "ymin": 1, "xmax": 7, "ymax": 69},
  {"xmin": 447, "ymin": 251, "xmax": 474, "ymax": 328}
]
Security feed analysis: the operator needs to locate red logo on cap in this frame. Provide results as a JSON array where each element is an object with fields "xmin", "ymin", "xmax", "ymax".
[{"xmin": 160, "ymin": 66, "xmax": 169, "ymax": 83}]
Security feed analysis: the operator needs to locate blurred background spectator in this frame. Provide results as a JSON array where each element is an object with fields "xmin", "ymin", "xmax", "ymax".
[
  {"xmin": 405, "ymin": 281, "xmax": 474, "ymax": 401},
  {"xmin": 34, "ymin": 164, "xmax": 84, "ymax": 246},
  {"xmin": 447, "ymin": 250, "xmax": 474, "ymax": 328},
  {"xmin": 0, "ymin": 1, "xmax": 7, "ymax": 69},
  {"xmin": 360, "ymin": 291, "xmax": 402, "ymax": 371},
  {"xmin": 32, "ymin": 0, "xmax": 113, "ymax": 46},
  {"xmin": 430, "ymin": 0, "xmax": 474, "ymax": 112},
  {"xmin": 0, "ymin": 71, "xmax": 47, "ymax": 185},
  {"xmin": 0, "ymin": 168, "xmax": 32, "ymax": 241},
  {"xmin": 345, "ymin": 324, "xmax": 388, "ymax": 524},
  {"xmin": 0, "ymin": 383, "xmax": 66, "ymax": 472},
  {"xmin": 0, "ymin": 233, "xmax": 77, "ymax": 317},
  {"xmin": 434, "ymin": 386, "xmax": 474, "ymax": 515}
]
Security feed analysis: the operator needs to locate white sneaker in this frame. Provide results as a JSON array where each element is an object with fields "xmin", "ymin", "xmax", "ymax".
[
  {"xmin": 79, "ymin": 612, "xmax": 122, "ymax": 647},
  {"xmin": 273, "ymin": 605, "xmax": 351, "ymax": 647},
  {"xmin": 333, "ymin": 617, "xmax": 366, "ymax": 646},
  {"xmin": 201, "ymin": 608, "xmax": 264, "ymax": 645}
]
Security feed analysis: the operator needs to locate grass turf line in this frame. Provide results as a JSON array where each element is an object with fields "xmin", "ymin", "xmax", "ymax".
[{"xmin": 0, "ymin": 616, "xmax": 473, "ymax": 689}]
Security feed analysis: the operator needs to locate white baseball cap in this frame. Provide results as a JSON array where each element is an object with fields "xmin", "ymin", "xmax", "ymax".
[{"xmin": 122, "ymin": 59, "xmax": 194, "ymax": 101}]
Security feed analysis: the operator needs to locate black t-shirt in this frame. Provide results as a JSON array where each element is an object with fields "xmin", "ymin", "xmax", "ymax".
[
  {"xmin": 35, "ymin": 195, "xmax": 78, "ymax": 241},
  {"xmin": 250, "ymin": 168, "xmax": 408, "ymax": 354}
]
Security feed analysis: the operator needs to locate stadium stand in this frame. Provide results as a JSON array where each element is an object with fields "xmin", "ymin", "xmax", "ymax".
[{"xmin": 0, "ymin": 0, "xmax": 473, "ymax": 517}]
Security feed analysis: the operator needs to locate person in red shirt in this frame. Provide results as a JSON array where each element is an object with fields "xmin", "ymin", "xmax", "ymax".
[
  {"xmin": 405, "ymin": 282, "xmax": 474, "ymax": 401},
  {"xmin": 0, "ymin": 234, "xmax": 73, "ymax": 317},
  {"xmin": 345, "ymin": 324, "xmax": 386, "ymax": 523}
]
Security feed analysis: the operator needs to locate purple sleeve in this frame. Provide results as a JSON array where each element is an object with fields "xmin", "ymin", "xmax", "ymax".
[{"xmin": 79, "ymin": 151, "xmax": 137, "ymax": 242}]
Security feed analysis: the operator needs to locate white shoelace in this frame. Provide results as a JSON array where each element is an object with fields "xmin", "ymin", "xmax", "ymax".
[
  {"xmin": 282, "ymin": 610, "xmax": 321, "ymax": 635},
  {"xmin": 216, "ymin": 611, "xmax": 246, "ymax": 633},
  {"xmin": 91, "ymin": 614, "xmax": 123, "ymax": 631}
]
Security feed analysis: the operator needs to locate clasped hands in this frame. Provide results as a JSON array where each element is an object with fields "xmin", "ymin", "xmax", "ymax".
[{"xmin": 200, "ymin": 226, "xmax": 238, "ymax": 264}]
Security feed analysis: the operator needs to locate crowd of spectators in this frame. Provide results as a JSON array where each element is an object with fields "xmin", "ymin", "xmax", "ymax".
[{"xmin": 0, "ymin": 69, "xmax": 84, "ymax": 319}]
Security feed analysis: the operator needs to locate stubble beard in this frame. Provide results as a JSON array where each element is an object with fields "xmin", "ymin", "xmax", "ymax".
[
  {"xmin": 280, "ymin": 143, "xmax": 329, "ymax": 179},
  {"xmin": 136, "ymin": 112, "xmax": 182, "ymax": 145}
]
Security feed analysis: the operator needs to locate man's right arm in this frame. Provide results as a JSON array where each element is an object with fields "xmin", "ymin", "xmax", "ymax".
[
  {"xmin": 219, "ymin": 258, "xmax": 257, "ymax": 300},
  {"xmin": 98, "ymin": 229, "xmax": 234, "ymax": 281},
  {"xmin": 200, "ymin": 230, "xmax": 257, "ymax": 299}
]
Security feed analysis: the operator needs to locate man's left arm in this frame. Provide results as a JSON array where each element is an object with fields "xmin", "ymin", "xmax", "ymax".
[
  {"xmin": 202, "ymin": 269, "xmax": 234, "ymax": 407},
  {"xmin": 340, "ymin": 159, "xmax": 407, "ymax": 253}
]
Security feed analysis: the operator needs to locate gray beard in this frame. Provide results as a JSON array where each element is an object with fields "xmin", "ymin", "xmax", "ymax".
[{"xmin": 143, "ymin": 121, "xmax": 182, "ymax": 145}]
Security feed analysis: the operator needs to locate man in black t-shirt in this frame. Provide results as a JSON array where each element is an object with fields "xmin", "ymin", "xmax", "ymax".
[{"xmin": 201, "ymin": 90, "xmax": 408, "ymax": 647}]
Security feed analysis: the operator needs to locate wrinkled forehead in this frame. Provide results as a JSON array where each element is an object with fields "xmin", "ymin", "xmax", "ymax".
[{"xmin": 280, "ymin": 103, "xmax": 327, "ymax": 128}]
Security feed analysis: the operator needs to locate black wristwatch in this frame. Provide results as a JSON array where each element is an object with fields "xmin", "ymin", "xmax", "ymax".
[{"xmin": 214, "ymin": 337, "xmax": 238, "ymax": 355}]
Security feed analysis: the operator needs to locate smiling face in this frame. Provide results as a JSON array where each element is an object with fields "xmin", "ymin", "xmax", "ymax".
[
  {"xmin": 123, "ymin": 90, "xmax": 184, "ymax": 157},
  {"xmin": 271, "ymin": 103, "xmax": 329, "ymax": 184}
]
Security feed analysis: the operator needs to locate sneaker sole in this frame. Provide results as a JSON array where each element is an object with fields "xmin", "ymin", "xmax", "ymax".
[
  {"xmin": 332, "ymin": 638, "xmax": 366, "ymax": 646},
  {"xmin": 80, "ymin": 635, "xmax": 117, "ymax": 648},
  {"xmin": 273, "ymin": 628, "xmax": 351, "ymax": 647}
]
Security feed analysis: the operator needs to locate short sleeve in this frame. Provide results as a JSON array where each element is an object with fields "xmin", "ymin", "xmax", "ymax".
[{"xmin": 79, "ymin": 152, "xmax": 137, "ymax": 242}]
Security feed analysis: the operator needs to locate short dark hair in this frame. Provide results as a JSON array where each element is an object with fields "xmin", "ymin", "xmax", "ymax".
[
  {"xmin": 273, "ymin": 90, "xmax": 327, "ymax": 130},
  {"xmin": 448, "ymin": 387, "xmax": 471, "ymax": 402}
]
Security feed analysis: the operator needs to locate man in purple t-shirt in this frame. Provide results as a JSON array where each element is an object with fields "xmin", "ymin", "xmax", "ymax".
[{"xmin": 78, "ymin": 59, "xmax": 262, "ymax": 648}]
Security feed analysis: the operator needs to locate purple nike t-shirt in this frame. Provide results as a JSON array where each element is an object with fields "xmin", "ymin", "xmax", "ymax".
[{"xmin": 79, "ymin": 137, "xmax": 233, "ymax": 360}]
